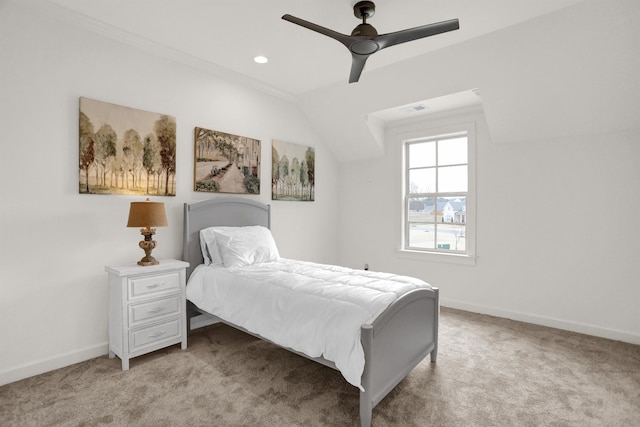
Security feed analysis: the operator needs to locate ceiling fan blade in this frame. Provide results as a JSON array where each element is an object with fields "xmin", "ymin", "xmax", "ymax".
[
  {"xmin": 349, "ymin": 53, "xmax": 370, "ymax": 83},
  {"xmin": 376, "ymin": 19, "xmax": 459, "ymax": 50},
  {"xmin": 282, "ymin": 14, "xmax": 353, "ymax": 48}
]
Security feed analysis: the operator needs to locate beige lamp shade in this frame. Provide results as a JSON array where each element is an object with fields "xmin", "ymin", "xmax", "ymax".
[{"xmin": 127, "ymin": 198, "xmax": 168, "ymax": 229}]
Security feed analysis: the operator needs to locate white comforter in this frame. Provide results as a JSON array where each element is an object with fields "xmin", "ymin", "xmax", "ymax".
[{"xmin": 186, "ymin": 258, "xmax": 431, "ymax": 390}]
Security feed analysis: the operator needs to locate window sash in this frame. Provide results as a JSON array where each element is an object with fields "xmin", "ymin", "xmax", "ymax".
[{"xmin": 404, "ymin": 133, "xmax": 468, "ymax": 254}]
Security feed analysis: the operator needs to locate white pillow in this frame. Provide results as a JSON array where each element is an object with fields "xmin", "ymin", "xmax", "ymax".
[
  {"xmin": 199, "ymin": 227, "xmax": 225, "ymax": 266},
  {"xmin": 199, "ymin": 232, "xmax": 212, "ymax": 266},
  {"xmin": 212, "ymin": 225, "xmax": 280, "ymax": 268}
]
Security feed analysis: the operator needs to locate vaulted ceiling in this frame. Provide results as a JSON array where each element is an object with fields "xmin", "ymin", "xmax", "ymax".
[
  {"xmin": 44, "ymin": 0, "xmax": 639, "ymax": 161},
  {"xmin": 46, "ymin": 0, "xmax": 583, "ymax": 95}
]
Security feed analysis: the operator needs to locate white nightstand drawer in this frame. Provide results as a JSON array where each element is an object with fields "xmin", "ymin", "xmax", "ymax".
[
  {"xmin": 129, "ymin": 272, "xmax": 180, "ymax": 299},
  {"xmin": 129, "ymin": 296, "xmax": 181, "ymax": 327},
  {"xmin": 129, "ymin": 318, "xmax": 181, "ymax": 352}
]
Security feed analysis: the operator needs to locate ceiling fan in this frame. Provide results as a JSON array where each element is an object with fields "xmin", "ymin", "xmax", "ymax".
[{"xmin": 282, "ymin": 1, "xmax": 460, "ymax": 83}]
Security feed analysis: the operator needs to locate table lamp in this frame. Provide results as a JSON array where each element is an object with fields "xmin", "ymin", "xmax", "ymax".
[{"xmin": 127, "ymin": 198, "xmax": 168, "ymax": 266}]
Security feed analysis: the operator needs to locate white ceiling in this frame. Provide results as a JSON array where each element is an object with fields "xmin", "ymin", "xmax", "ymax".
[{"xmin": 46, "ymin": 0, "xmax": 585, "ymax": 97}]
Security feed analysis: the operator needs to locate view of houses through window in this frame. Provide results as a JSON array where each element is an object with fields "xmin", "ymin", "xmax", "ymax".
[{"xmin": 405, "ymin": 132, "xmax": 468, "ymax": 253}]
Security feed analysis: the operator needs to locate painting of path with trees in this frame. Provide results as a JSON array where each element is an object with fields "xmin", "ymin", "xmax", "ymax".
[
  {"xmin": 194, "ymin": 127, "xmax": 261, "ymax": 194},
  {"xmin": 79, "ymin": 97, "xmax": 176, "ymax": 196},
  {"xmin": 272, "ymin": 140, "xmax": 314, "ymax": 201}
]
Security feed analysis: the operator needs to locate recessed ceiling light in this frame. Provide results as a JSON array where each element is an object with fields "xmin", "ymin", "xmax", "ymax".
[{"xmin": 254, "ymin": 55, "xmax": 268, "ymax": 64}]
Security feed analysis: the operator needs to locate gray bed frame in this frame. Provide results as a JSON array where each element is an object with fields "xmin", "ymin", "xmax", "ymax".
[{"xmin": 183, "ymin": 197, "xmax": 439, "ymax": 427}]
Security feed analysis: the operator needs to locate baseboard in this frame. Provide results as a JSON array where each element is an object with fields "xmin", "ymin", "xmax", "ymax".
[
  {"xmin": 2, "ymin": 312, "xmax": 221, "ymax": 386},
  {"xmin": 0, "ymin": 343, "xmax": 108, "ymax": 387},
  {"xmin": 441, "ymin": 298, "xmax": 640, "ymax": 345}
]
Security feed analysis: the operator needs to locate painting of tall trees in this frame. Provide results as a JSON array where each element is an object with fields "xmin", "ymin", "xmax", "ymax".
[
  {"xmin": 79, "ymin": 97, "xmax": 176, "ymax": 196},
  {"xmin": 194, "ymin": 127, "xmax": 261, "ymax": 194},
  {"xmin": 272, "ymin": 140, "xmax": 314, "ymax": 201}
]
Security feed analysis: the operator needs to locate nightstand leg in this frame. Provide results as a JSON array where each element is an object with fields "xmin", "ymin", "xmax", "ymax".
[
  {"xmin": 122, "ymin": 358, "xmax": 129, "ymax": 371},
  {"xmin": 109, "ymin": 350, "xmax": 115, "ymax": 359},
  {"xmin": 181, "ymin": 338, "xmax": 187, "ymax": 350}
]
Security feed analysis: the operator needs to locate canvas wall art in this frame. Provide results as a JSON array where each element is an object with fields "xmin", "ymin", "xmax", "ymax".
[
  {"xmin": 194, "ymin": 127, "xmax": 261, "ymax": 194},
  {"xmin": 272, "ymin": 140, "xmax": 315, "ymax": 201},
  {"xmin": 79, "ymin": 97, "xmax": 176, "ymax": 196}
]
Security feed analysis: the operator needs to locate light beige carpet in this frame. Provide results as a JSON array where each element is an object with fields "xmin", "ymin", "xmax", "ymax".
[{"xmin": 1, "ymin": 308, "xmax": 639, "ymax": 426}]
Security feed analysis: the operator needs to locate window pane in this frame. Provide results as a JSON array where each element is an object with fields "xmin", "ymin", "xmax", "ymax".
[
  {"xmin": 436, "ymin": 223, "xmax": 466, "ymax": 251},
  {"xmin": 426, "ymin": 198, "xmax": 443, "ymax": 223},
  {"xmin": 432, "ymin": 196, "xmax": 466, "ymax": 223},
  {"xmin": 448, "ymin": 197, "xmax": 467, "ymax": 224},
  {"xmin": 407, "ymin": 199, "xmax": 433, "ymax": 223},
  {"xmin": 409, "ymin": 141, "xmax": 436, "ymax": 168},
  {"xmin": 409, "ymin": 168, "xmax": 435, "ymax": 193},
  {"xmin": 438, "ymin": 137, "xmax": 467, "ymax": 166},
  {"xmin": 408, "ymin": 223, "xmax": 435, "ymax": 249},
  {"xmin": 438, "ymin": 165, "xmax": 467, "ymax": 192}
]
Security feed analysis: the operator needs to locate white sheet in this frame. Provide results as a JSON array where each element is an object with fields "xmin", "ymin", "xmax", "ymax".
[{"xmin": 186, "ymin": 258, "xmax": 431, "ymax": 390}]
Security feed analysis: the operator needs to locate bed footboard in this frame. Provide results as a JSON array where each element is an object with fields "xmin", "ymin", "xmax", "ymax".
[{"xmin": 359, "ymin": 287, "xmax": 439, "ymax": 427}]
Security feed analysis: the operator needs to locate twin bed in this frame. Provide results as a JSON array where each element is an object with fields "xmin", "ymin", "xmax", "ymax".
[{"xmin": 182, "ymin": 197, "xmax": 439, "ymax": 427}]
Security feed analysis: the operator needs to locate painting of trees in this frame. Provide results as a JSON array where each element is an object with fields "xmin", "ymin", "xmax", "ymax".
[
  {"xmin": 194, "ymin": 127, "xmax": 260, "ymax": 194},
  {"xmin": 271, "ymin": 140, "xmax": 315, "ymax": 201},
  {"xmin": 142, "ymin": 133, "xmax": 158, "ymax": 195},
  {"xmin": 156, "ymin": 115, "xmax": 176, "ymax": 196},
  {"xmin": 78, "ymin": 97, "xmax": 176, "ymax": 196},
  {"xmin": 79, "ymin": 112, "xmax": 94, "ymax": 194}
]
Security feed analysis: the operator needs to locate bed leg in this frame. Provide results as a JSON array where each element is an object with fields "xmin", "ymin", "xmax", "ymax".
[
  {"xmin": 186, "ymin": 301, "xmax": 197, "ymax": 335},
  {"xmin": 360, "ymin": 396, "xmax": 372, "ymax": 427},
  {"xmin": 431, "ymin": 287, "xmax": 439, "ymax": 363},
  {"xmin": 360, "ymin": 324, "xmax": 373, "ymax": 427}
]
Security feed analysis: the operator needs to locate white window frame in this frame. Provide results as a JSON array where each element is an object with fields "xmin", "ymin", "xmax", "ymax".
[
  {"xmin": 391, "ymin": 112, "xmax": 477, "ymax": 265},
  {"xmin": 405, "ymin": 132, "xmax": 469, "ymax": 253}
]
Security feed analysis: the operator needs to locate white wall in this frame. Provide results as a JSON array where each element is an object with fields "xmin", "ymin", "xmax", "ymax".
[
  {"xmin": 0, "ymin": 1, "xmax": 339, "ymax": 385},
  {"xmin": 338, "ymin": 107, "xmax": 640, "ymax": 344},
  {"xmin": 326, "ymin": 0, "xmax": 640, "ymax": 345}
]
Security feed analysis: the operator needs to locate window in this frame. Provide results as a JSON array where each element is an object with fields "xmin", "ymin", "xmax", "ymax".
[{"xmin": 404, "ymin": 132, "xmax": 469, "ymax": 255}]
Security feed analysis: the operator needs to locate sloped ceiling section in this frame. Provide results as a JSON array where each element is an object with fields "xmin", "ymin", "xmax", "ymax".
[
  {"xmin": 478, "ymin": 0, "xmax": 640, "ymax": 145},
  {"xmin": 45, "ymin": 0, "xmax": 585, "ymax": 96},
  {"xmin": 298, "ymin": 0, "xmax": 640, "ymax": 162}
]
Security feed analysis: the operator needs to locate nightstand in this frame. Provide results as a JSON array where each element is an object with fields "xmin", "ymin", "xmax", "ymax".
[{"xmin": 105, "ymin": 259, "xmax": 189, "ymax": 370}]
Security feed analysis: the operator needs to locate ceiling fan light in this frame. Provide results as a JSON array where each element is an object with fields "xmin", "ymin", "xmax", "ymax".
[{"xmin": 253, "ymin": 55, "xmax": 268, "ymax": 64}]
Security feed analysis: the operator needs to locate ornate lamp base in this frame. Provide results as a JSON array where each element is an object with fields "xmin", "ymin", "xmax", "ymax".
[
  {"xmin": 137, "ymin": 228, "xmax": 159, "ymax": 266},
  {"xmin": 137, "ymin": 255, "xmax": 159, "ymax": 266}
]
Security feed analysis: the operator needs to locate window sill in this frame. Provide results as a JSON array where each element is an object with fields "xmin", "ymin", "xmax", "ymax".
[{"xmin": 395, "ymin": 249, "xmax": 477, "ymax": 266}]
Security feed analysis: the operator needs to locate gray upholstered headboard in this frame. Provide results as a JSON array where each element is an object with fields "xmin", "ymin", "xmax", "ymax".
[{"xmin": 182, "ymin": 197, "xmax": 271, "ymax": 279}]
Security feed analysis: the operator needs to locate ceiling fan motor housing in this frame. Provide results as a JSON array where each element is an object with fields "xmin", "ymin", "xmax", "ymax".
[{"xmin": 351, "ymin": 23, "xmax": 378, "ymax": 38}]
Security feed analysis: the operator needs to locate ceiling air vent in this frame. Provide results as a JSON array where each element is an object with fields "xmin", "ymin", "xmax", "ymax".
[{"xmin": 399, "ymin": 104, "xmax": 428, "ymax": 114}]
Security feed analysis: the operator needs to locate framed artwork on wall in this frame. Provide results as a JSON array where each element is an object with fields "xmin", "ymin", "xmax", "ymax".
[
  {"xmin": 194, "ymin": 127, "xmax": 261, "ymax": 194},
  {"xmin": 272, "ymin": 140, "xmax": 315, "ymax": 201},
  {"xmin": 79, "ymin": 97, "xmax": 176, "ymax": 196}
]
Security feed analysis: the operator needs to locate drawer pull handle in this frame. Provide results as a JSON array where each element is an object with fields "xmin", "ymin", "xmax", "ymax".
[
  {"xmin": 146, "ymin": 282, "xmax": 165, "ymax": 289},
  {"xmin": 148, "ymin": 306, "xmax": 166, "ymax": 314},
  {"xmin": 149, "ymin": 330, "xmax": 167, "ymax": 338}
]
